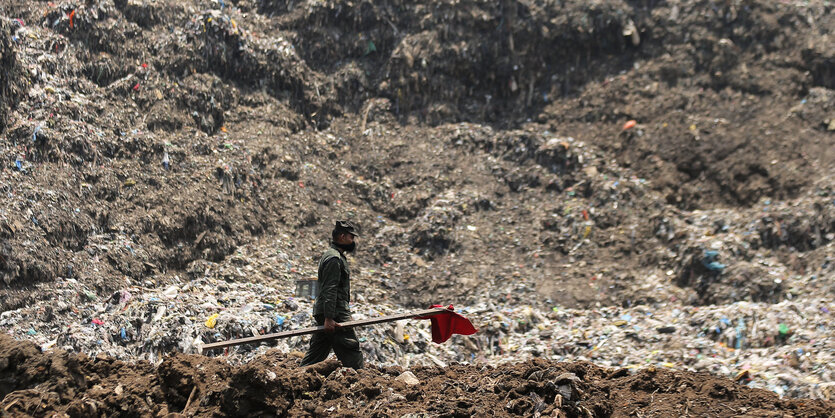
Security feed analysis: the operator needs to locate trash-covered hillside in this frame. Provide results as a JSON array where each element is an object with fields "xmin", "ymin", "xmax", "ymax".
[{"xmin": 0, "ymin": 0, "xmax": 833, "ymax": 416}]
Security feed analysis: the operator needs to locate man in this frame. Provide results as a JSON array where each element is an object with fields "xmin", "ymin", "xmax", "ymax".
[{"xmin": 300, "ymin": 220, "xmax": 364, "ymax": 369}]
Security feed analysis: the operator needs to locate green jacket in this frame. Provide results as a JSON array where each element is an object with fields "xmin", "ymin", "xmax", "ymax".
[{"xmin": 312, "ymin": 244, "xmax": 351, "ymax": 318}]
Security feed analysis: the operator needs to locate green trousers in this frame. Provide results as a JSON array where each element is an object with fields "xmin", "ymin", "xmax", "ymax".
[{"xmin": 300, "ymin": 314, "xmax": 364, "ymax": 369}]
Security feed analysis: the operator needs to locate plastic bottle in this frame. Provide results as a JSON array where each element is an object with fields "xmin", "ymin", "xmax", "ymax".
[{"xmin": 736, "ymin": 318, "xmax": 745, "ymax": 349}]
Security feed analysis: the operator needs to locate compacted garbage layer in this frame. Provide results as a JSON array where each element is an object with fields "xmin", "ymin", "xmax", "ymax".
[
  {"xmin": 0, "ymin": 0, "xmax": 833, "ymax": 414},
  {"xmin": 0, "ymin": 336, "xmax": 832, "ymax": 417},
  {"xmin": 0, "ymin": 0, "xmax": 833, "ymax": 312}
]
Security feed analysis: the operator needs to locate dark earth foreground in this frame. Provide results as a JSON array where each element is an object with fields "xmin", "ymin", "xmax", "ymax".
[{"xmin": 0, "ymin": 335, "xmax": 832, "ymax": 417}]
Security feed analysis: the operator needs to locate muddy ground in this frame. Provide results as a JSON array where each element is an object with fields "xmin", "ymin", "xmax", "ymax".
[
  {"xmin": 0, "ymin": 335, "xmax": 832, "ymax": 417},
  {"xmin": 0, "ymin": 0, "xmax": 834, "ymax": 416}
]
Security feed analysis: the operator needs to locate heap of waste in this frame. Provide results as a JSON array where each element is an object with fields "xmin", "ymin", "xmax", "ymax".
[{"xmin": 2, "ymin": 246, "xmax": 831, "ymax": 400}]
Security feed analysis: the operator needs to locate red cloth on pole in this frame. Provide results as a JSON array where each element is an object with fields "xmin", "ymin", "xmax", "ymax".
[{"xmin": 417, "ymin": 305, "xmax": 477, "ymax": 343}]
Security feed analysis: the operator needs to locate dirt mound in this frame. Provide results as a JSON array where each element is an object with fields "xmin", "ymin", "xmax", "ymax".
[{"xmin": 0, "ymin": 335, "xmax": 831, "ymax": 417}]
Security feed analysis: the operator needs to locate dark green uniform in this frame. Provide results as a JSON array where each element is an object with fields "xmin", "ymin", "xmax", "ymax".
[{"xmin": 300, "ymin": 245, "xmax": 364, "ymax": 369}]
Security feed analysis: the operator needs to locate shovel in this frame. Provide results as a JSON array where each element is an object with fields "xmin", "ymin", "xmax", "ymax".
[{"xmin": 201, "ymin": 306, "xmax": 476, "ymax": 355}]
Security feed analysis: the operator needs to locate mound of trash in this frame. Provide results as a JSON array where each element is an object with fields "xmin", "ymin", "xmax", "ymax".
[{"xmin": 0, "ymin": 0, "xmax": 834, "ymax": 414}]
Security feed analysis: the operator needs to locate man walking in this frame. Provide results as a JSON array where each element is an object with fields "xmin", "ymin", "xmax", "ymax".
[{"xmin": 300, "ymin": 220, "xmax": 364, "ymax": 369}]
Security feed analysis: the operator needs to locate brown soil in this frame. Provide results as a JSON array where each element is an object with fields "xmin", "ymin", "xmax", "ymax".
[{"xmin": 0, "ymin": 335, "xmax": 831, "ymax": 417}]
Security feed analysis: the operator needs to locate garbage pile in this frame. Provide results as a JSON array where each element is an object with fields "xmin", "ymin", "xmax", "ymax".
[
  {"xmin": 1, "ymin": 0, "xmax": 835, "ymax": 412},
  {"xmin": 0, "ymin": 17, "xmax": 24, "ymax": 133},
  {"xmin": 1, "ymin": 237, "xmax": 832, "ymax": 400},
  {"xmin": 466, "ymin": 300, "xmax": 834, "ymax": 400}
]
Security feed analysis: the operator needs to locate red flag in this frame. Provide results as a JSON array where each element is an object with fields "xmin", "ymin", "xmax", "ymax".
[{"xmin": 417, "ymin": 305, "xmax": 477, "ymax": 343}]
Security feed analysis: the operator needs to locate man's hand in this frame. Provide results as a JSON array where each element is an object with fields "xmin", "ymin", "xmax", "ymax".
[{"xmin": 324, "ymin": 317, "xmax": 341, "ymax": 333}]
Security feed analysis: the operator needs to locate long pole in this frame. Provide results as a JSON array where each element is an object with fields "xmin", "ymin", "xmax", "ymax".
[{"xmin": 200, "ymin": 307, "xmax": 449, "ymax": 354}]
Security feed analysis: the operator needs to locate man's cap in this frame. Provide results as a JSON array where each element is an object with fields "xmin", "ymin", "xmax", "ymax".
[{"xmin": 334, "ymin": 220, "xmax": 360, "ymax": 237}]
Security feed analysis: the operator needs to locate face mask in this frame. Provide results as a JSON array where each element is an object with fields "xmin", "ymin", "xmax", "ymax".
[{"xmin": 334, "ymin": 241, "xmax": 356, "ymax": 253}]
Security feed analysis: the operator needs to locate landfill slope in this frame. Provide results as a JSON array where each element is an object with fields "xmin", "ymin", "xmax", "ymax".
[
  {"xmin": 1, "ymin": 0, "xmax": 834, "ymax": 311},
  {"xmin": 0, "ymin": 0, "xmax": 833, "ymax": 416},
  {"xmin": 0, "ymin": 18, "xmax": 21, "ymax": 132}
]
